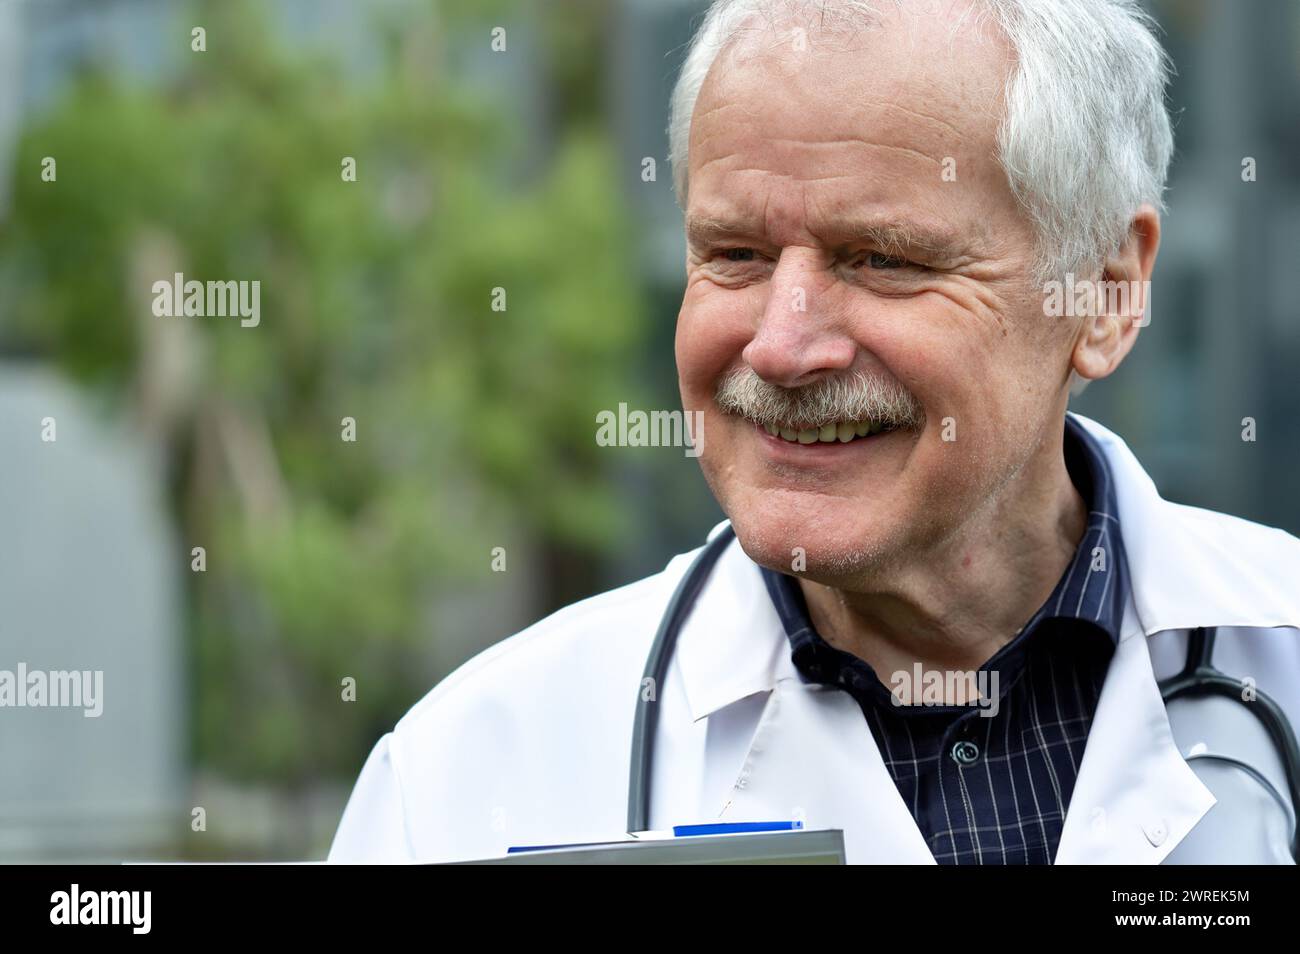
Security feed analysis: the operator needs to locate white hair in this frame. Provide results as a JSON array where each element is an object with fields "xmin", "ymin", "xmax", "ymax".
[{"xmin": 667, "ymin": 0, "xmax": 1175, "ymax": 286}]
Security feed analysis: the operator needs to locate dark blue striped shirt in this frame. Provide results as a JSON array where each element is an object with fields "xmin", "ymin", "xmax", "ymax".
[{"xmin": 760, "ymin": 416, "xmax": 1128, "ymax": 864}]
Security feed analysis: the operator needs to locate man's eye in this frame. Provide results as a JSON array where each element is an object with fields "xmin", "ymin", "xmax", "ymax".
[
  {"xmin": 858, "ymin": 251, "xmax": 913, "ymax": 270},
  {"xmin": 720, "ymin": 248, "xmax": 758, "ymax": 263}
]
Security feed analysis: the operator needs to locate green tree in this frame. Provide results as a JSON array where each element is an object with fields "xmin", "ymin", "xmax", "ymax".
[{"xmin": 0, "ymin": 0, "xmax": 646, "ymax": 830}]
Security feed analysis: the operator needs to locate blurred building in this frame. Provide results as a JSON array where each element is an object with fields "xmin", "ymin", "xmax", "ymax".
[{"xmin": 0, "ymin": 364, "xmax": 184, "ymax": 861}]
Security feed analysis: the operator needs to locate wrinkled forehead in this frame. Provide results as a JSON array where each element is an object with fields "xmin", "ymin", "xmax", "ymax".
[
  {"xmin": 687, "ymin": 2, "xmax": 1014, "ymax": 217},
  {"xmin": 697, "ymin": 0, "xmax": 1012, "ymax": 116}
]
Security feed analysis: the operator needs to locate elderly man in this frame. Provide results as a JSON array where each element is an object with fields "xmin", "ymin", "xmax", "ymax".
[{"xmin": 329, "ymin": 0, "xmax": 1300, "ymax": 864}]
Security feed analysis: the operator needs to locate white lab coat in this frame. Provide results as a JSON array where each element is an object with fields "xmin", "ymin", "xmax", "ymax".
[{"xmin": 328, "ymin": 412, "xmax": 1300, "ymax": 864}]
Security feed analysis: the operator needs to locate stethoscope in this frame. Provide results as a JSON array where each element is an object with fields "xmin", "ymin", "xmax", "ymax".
[{"xmin": 627, "ymin": 522, "xmax": 1300, "ymax": 861}]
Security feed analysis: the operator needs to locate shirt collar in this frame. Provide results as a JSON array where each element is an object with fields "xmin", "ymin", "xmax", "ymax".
[
  {"xmin": 761, "ymin": 414, "xmax": 1130, "ymax": 672},
  {"xmin": 1030, "ymin": 413, "xmax": 1129, "ymax": 642}
]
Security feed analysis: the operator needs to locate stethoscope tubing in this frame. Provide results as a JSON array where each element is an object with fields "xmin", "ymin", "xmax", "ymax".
[
  {"xmin": 1158, "ymin": 627, "xmax": 1300, "ymax": 860},
  {"xmin": 627, "ymin": 523, "xmax": 736, "ymax": 834}
]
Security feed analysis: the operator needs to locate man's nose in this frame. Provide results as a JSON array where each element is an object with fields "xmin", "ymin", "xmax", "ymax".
[{"xmin": 741, "ymin": 247, "xmax": 856, "ymax": 388}]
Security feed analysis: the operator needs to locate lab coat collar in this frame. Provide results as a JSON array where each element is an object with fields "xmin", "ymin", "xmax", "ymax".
[
  {"xmin": 675, "ymin": 520, "xmax": 796, "ymax": 724},
  {"xmin": 1070, "ymin": 412, "xmax": 1300, "ymax": 635}
]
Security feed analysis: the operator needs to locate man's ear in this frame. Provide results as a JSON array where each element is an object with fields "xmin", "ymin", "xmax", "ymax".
[{"xmin": 1071, "ymin": 204, "xmax": 1161, "ymax": 382}]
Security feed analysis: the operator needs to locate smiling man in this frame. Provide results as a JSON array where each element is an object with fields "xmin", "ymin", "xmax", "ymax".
[{"xmin": 330, "ymin": 0, "xmax": 1300, "ymax": 865}]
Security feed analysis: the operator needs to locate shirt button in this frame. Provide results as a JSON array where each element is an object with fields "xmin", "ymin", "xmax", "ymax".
[{"xmin": 951, "ymin": 740, "xmax": 980, "ymax": 766}]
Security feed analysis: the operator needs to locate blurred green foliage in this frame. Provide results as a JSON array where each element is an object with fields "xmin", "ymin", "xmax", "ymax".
[{"xmin": 0, "ymin": 0, "xmax": 646, "ymax": 787}]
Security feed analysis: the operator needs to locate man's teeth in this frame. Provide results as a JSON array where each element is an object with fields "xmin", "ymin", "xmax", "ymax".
[{"xmin": 762, "ymin": 420, "xmax": 885, "ymax": 444}]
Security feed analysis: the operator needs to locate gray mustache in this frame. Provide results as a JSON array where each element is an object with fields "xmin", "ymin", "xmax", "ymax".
[{"xmin": 714, "ymin": 368, "xmax": 926, "ymax": 431}]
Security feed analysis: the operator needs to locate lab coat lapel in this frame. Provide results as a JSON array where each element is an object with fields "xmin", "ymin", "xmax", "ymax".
[
  {"xmin": 676, "ymin": 530, "xmax": 935, "ymax": 863},
  {"xmin": 1053, "ymin": 597, "xmax": 1216, "ymax": 863},
  {"xmin": 717, "ymin": 679, "xmax": 937, "ymax": 864}
]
